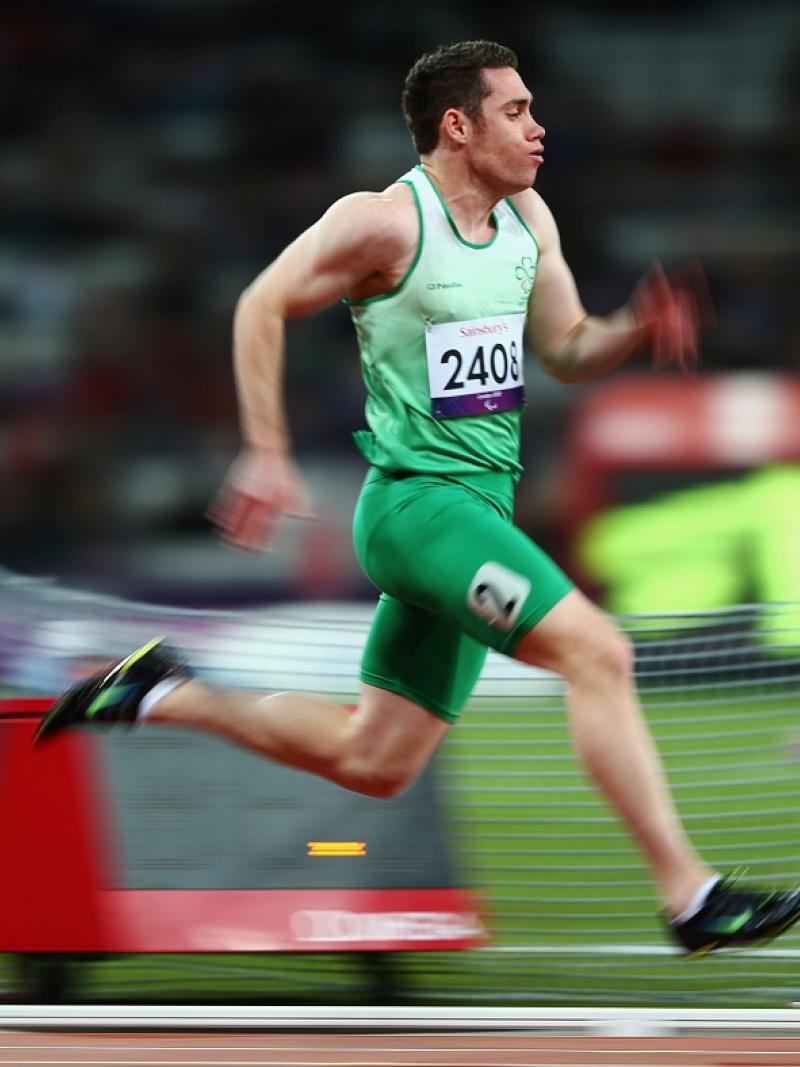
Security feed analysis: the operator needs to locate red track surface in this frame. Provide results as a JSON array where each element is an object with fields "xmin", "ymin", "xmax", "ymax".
[{"xmin": 1, "ymin": 1032, "xmax": 800, "ymax": 1066}]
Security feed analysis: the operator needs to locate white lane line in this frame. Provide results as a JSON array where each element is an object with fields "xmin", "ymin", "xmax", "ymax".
[
  {"xmin": 0, "ymin": 1061, "xmax": 444, "ymax": 1067},
  {"xmin": 1, "ymin": 1045, "xmax": 800, "ymax": 1054},
  {"xmin": 0, "ymin": 1061, "xmax": 766, "ymax": 1067},
  {"xmin": 4, "ymin": 1058, "xmax": 791, "ymax": 1067},
  {"xmin": 0, "ymin": 1060, "xmax": 795, "ymax": 1067}
]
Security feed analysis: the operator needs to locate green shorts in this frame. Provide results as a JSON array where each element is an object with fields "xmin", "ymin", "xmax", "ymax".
[{"xmin": 352, "ymin": 467, "xmax": 573, "ymax": 723}]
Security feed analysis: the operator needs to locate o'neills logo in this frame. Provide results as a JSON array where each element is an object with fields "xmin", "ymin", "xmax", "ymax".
[
  {"xmin": 290, "ymin": 909, "xmax": 486, "ymax": 943},
  {"xmin": 459, "ymin": 322, "xmax": 509, "ymax": 337}
]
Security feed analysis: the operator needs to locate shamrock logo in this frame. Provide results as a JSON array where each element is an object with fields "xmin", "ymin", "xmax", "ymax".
[{"xmin": 515, "ymin": 256, "xmax": 535, "ymax": 295}]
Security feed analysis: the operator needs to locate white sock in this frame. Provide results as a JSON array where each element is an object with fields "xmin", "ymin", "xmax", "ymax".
[
  {"xmin": 674, "ymin": 875, "xmax": 721, "ymax": 925},
  {"xmin": 138, "ymin": 677, "xmax": 185, "ymax": 720}
]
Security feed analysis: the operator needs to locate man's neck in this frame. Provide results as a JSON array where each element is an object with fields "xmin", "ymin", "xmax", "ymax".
[{"xmin": 419, "ymin": 157, "xmax": 500, "ymax": 244}]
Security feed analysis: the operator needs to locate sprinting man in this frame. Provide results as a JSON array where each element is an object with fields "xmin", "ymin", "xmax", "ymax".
[{"xmin": 38, "ymin": 40, "xmax": 800, "ymax": 956}]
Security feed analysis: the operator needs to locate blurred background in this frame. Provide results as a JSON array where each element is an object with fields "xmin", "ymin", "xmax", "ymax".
[
  {"xmin": 1, "ymin": 0, "xmax": 799, "ymax": 606},
  {"xmin": 2, "ymin": 0, "xmax": 800, "ymax": 1009}
]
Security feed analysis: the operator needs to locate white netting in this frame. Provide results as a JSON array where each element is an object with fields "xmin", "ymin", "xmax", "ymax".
[{"xmin": 2, "ymin": 567, "xmax": 800, "ymax": 1005}]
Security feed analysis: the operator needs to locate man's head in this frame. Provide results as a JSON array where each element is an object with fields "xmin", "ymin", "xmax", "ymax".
[
  {"xmin": 402, "ymin": 40, "xmax": 519, "ymax": 155},
  {"xmin": 403, "ymin": 41, "xmax": 545, "ymax": 195}
]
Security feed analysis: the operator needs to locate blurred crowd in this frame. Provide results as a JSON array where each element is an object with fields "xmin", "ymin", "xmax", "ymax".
[{"xmin": 1, "ymin": 0, "xmax": 799, "ymax": 600}]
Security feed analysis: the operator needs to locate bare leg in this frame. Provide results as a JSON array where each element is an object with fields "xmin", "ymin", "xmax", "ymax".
[
  {"xmin": 515, "ymin": 590, "xmax": 714, "ymax": 916},
  {"xmin": 148, "ymin": 680, "xmax": 448, "ymax": 799}
]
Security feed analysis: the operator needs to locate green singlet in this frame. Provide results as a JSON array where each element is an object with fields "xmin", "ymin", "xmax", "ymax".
[{"xmin": 348, "ymin": 166, "xmax": 573, "ymax": 723}]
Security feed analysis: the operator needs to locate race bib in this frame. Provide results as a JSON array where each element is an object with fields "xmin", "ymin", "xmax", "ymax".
[{"xmin": 425, "ymin": 313, "xmax": 526, "ymax": 419}]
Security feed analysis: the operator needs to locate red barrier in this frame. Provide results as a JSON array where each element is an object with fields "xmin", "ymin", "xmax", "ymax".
[{"xmin": 0, "ymin": 701, "xmax": 487, "ymax": 954}]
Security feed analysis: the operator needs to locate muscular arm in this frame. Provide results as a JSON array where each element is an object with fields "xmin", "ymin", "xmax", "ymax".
[
  {"xmin": 209, "ymin": 187, "xmax": 415, "ymax": 551},
  {"xmin": 517, "ymin": 191, "xmax": 697, "ymax": 384},
  {"xmin": 234, "ymin": 190, "xmax": 411, "ymax": 453}
]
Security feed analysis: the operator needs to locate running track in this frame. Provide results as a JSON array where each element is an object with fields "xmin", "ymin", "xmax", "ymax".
[{"xmin": 2, "ymin": 1032, "xmax": 800, "ymax": 1065}]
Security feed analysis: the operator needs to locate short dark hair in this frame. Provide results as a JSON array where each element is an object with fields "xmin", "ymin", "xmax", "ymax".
[{"xmin": 402, "ymin": 40, "xmax": 519, "ymax": 155}]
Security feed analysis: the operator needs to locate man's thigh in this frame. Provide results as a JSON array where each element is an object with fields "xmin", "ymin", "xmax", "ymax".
[
  {"xmin": 360, "ymin": 593, "xmax": 488, "ymax": 723},
  {"xmin": 360, "ymin": 477, "xmax": 574, "ymax": 658},
  {"xmin": 348, "ymin": 680, "xmax": 451, "ymax": 791},
  {"xmin": 514, "ymin": 587, "xmax": 632, "ymax": 681}
]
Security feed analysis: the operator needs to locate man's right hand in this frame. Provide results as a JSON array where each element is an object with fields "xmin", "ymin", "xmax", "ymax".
[{"xmin": 207, "ymin": 449, "xmax": 315, "ymax": 553}]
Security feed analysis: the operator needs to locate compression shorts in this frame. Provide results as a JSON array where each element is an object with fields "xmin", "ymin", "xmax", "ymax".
[{"xmin": 352, "ymin": 467, "xmax": 573, "ymax": 722}]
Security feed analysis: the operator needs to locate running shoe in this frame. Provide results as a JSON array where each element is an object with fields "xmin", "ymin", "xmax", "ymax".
[
  {"xmin": 668, "ymin": 874, "xmax": 800, "ymax": 957},
  {"xmin": 34, "ymin": 637, "xmax": 191, "ymax": 743}
]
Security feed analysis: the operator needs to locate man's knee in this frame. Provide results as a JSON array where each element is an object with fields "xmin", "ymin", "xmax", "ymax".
[
  {"xmin": 335, "ymin": 684, "xmax": 448, "ymax": 799},
  {"xmin": 516, "ymin": 594, "xmax": 634, "ymax": 685},
  {"xmin": 577, "ymin": 626, "xmax": 634, "ymax": 685},
  {"xmin": 340, "ymin": 761, "xmax": 417, "ymax": 799}
]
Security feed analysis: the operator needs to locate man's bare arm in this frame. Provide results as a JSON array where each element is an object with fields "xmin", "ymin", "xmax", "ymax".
[
  {"xmin": 234, "ymin": 190, "xmax": 410, "ymax": 454},
  {"xmin": 209, "ymin": 189, "xmax": 412, "ymax": 551},
  {"xmin": 518, "ymin": 191, "xmax": 701, "ymax": 384}
]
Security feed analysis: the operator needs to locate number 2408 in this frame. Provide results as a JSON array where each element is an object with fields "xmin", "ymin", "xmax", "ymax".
[{"xmin": 441, "ymin": 341, "xmax": 520, "ymax": 391}]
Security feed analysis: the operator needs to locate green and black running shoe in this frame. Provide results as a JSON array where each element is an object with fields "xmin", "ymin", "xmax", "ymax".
[
  {"xmin": 34, "ymin": 637, "xmax": 191, "ymax": 743},
  {"xmin": 669, "ymin": 875, "xmax": 800, "ymax": 957}
]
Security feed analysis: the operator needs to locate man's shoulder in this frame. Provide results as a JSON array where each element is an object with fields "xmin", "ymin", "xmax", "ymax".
[
  {"xmin": 507, "ymin": 188, "xmax": 556, "ymax": 250},
  {"xmin": 334, "ymin": 183, "xmax": 417, "ymax": 224},
  {"xmin": 327, "ymin": 184, "xmax": 418, "ymax": 257},
  {"xmin": 507, "ymin": 187, "xmax": 548, "ymax": 224}
]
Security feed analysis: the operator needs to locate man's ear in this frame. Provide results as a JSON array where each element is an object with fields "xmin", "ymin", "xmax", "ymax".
[{"xmin": 440, "ymin": 107, "xmax": 469, "ymax": 146}]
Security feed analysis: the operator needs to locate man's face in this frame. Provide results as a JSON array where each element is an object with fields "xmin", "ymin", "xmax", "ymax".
[{"xmin": 466, "ymin": 67, "xmax": 545, "ymax": 193}]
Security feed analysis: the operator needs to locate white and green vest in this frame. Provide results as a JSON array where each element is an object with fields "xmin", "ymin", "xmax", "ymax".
[{"xmin": 349, "ymin": 164, "xmax": 539, "ymax": 479}]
